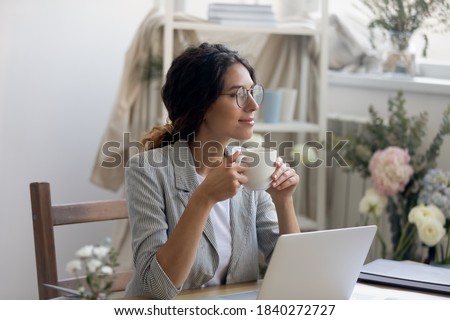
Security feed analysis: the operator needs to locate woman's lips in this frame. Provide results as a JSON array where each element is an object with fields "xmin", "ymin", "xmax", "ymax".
[{"xmin": 239, "ymin": 118, "xmax": 255, "ymax": 125}]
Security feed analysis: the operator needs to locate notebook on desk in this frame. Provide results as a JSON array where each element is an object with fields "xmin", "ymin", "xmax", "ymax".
[
  {"xmin": 358, "ymin": 259, "xmax": 450, "ymax": 295},
  {"xmin": 202, "ymin": 225, "xmax": 377, "ymax": 300}
]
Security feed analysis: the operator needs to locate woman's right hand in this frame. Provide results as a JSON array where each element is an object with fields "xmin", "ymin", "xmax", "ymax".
[{"xmin": 196, "ymin": 151, "xmax": 248, "ymax": 203}]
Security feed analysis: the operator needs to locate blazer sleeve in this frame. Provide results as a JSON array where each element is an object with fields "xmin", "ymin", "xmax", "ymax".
[{"xmin": 125, "ymin": 153, "xmax": 181, "ymax": 299}]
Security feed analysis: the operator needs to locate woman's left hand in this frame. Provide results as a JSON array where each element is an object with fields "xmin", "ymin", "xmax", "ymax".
[{"xmin": 266, "ymin": 158, "xmax": 299, "ymax": 202}]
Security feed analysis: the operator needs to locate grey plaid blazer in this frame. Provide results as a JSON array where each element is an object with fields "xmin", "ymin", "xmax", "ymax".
[{"xmin": 124, "ymin": 141, "xmax": 279, "ymax": 299}]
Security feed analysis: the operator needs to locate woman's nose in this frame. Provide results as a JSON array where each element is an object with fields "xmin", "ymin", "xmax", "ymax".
[{"xmin": 244, "ymin": 94, "xmax": 260, "ymax": 112}]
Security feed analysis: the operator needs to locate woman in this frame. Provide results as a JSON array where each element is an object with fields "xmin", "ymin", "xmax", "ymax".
[{"xmin": 125, "ymin": 43, "xmax": 300, "ymax": 299}]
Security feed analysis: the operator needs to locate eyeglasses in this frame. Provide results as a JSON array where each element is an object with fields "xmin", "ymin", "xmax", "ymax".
[{"xmin": 220, "ymin": 84, "xmax": 264, "ymax": 108}]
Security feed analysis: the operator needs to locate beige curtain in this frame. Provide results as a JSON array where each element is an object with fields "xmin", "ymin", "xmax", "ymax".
[
  {"xmin": 90, "ymin": 9, "xmax": 201, "ymax": 192},
  {"xmin": 90, "ymin": 11, "xmax": 320, "ymax": 269}
]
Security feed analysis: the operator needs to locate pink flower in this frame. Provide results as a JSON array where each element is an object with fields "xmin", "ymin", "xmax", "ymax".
[{"xmin": 369, "ymin": 146, "xmax": 413, "ymax": 196}]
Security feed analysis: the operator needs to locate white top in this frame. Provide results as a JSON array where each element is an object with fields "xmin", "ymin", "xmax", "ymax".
[{"xmin": 196, "ymin": 173, "xmax": 232, "ymax": 286}]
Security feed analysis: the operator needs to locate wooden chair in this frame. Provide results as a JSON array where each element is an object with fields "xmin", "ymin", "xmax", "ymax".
[{"xmin": 30, "ymin": 182, "xmax": 132, "ymax": 299}]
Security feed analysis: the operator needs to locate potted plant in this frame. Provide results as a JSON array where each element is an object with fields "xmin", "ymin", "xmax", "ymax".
[{"xmin": 358, "ymin": 0, "xmax": 450, "ymax": 75}]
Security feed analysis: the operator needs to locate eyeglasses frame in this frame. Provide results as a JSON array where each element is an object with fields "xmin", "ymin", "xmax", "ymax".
[{"xmin": 219, "ymin": 84, "xmax": 264, "ymax": 109}]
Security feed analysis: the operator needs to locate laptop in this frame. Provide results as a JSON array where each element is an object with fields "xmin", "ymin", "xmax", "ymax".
[{"xmin": 203, "ymin": 225, "xmax": 376, "ymax": 300}]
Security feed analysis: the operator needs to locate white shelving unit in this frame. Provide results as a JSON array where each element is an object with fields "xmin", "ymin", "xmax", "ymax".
[
  {"xmin": 162, "ymin": 0, "xmax": 329, "ymax": 231},
  {"xmin": 171, "ymin": 21, "xmax": 318, "ymax": 35}
]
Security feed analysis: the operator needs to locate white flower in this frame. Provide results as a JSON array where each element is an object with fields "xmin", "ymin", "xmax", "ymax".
[
  {"xmin": 76, "ymin": 245, "xmax": 94, "ymax": 259},
  {"xmin": 65, "ymin": 239, "xmax": 118, "ymax": 299},
  {"xmin": 66, "ymin": 259, "xmax": 82, "ymax": 275},
  {"xmin": 416, "ymin": 217, "xmax": 446, "ymax": 247},
  {"xmin": 408, "ymin": 204, "xmax": 446, "ymax": 226},
  {"xmin": 86, "ymin": 259, "xmax": 103, "ymax": 273},
  {"xmin": 93, "ymin": 245, "xmax": 110, "ymax": 259},
  {"xmin": 359, "ymin": 188, "xmax": 388, "ymax": 216},
  {"xmin": 100, "ymin": 266, "xmax": 114, "ymax": 276}
]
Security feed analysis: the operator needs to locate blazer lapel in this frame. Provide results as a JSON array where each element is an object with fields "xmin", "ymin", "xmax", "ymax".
[
  {"xmin": 172, "ymin": 141, "xmax": 217, "ymax": 251},
  {"xmin": 228, "ymin": 187, "xmax": 252, "ymax": 271}
]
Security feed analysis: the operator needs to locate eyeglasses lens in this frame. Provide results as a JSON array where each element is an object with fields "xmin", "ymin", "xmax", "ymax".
[
  {"xmin": 236, "ymin": 85, "xmax": 264, "ymax": 108},
  {"xmin": 252, "ymin": 85, "xmax": 264, "ymax": 105}
]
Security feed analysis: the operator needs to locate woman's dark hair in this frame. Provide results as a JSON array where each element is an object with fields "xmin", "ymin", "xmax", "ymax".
[{"xmin": 141, "ymin": 42, "xmax": 256, "ymax": 149}]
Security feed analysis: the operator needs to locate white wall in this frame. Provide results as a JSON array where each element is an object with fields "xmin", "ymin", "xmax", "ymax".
[{"xmin": 0, "ymin": 0, "xmax": 155, "ymax": 299}]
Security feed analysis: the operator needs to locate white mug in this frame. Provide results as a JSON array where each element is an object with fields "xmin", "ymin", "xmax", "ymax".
[
  {"xmin": 261, "ymin": 89, "xmax": 282, "ymax": 123},
  {"xmin": 237, "ymin": 147, "xmax": 277, "ymax": 191}
]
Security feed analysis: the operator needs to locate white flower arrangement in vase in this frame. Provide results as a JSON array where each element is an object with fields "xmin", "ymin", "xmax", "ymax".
[{"xmin": 66, "ymin": 238, "xmax": 119, "ymax": 299}]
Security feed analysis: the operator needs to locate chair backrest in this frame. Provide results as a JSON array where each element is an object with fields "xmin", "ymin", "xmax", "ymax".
[{"xmin": 30, "ymin": 182, "xmax": 132, "ymax": 299}]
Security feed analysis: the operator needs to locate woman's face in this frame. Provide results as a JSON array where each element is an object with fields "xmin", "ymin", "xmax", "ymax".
[{"xmin": 198, "ymin": 63, "xmax": 260, "ymax": 144}]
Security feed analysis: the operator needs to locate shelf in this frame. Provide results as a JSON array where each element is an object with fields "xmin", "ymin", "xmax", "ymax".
[
  {"xmin": 164, "ymin": 0, "xmax": 329, "ymax": 231},
  {"xmin": 253, "ymin": 121, "xmax": 320, "ymax": 133},
  {"xmin": 328, "ymin": 70, "xmax": 450, "ymax": 96},
  {"xmin": 327, "ymin": 112, "xmax": 370, "ymax": 124},
  {"xmin": 172, "ymin": 21, "xmax": 318, "ymax": 36}
]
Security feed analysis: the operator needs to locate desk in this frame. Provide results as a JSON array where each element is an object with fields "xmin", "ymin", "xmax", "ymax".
[
  {"xmin": 176, "ymin": 281, "xmax": 261, "ymax": 300},
  {"xmin": 351, "ymin": 282, "xmax": 449, "ymax": 300},
  {"xmin": 174, "ymin": 281, "xmax": 449, "ymax": 300}
]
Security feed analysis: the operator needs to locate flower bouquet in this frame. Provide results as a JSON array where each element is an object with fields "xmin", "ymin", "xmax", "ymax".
[
  {"xmin": 340, "ymin": 91, "xmax": 450, "ymax": 262},
  {"xmin": 65, "ymin": 238, "xmax": 119, "ymax": 299}
]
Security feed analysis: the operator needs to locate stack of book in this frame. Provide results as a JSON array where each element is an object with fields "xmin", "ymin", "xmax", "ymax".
[{"xmin": 208, "ymin": 3, "xmax": 276, "ymax": 27}]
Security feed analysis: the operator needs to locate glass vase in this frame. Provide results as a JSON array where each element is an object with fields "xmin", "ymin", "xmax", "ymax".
[
  {"xmin": 382, "ymin": 31, "xmax": 416, "ymax": 76},
  {"xmin": 387, "ymin": 195, "xmax": 417, "ymax": 261}
]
